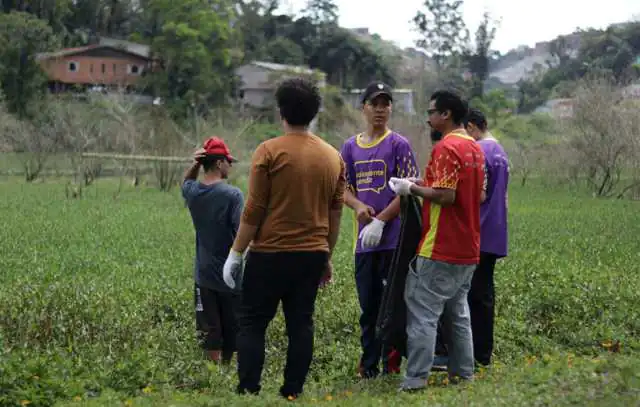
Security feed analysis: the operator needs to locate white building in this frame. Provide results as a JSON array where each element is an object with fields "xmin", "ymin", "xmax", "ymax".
[{"xmin": 235, "ymin": 61, "xmax": 326, "ymax": 109}]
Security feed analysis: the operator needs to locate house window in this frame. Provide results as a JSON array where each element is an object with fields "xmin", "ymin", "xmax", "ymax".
[
  {"xmin": 68, "ymin": 61, "xmax": 78, "ymax": 72},
  {"xmin": 90, "ymin": 64, "xmax": 94, "ymax": 73},
  {"xmin": 128, "ymin": 64, "xmax": 141, "ymax": 75},
  {"xmin": 113, "ymin": 63, "xmax": 117, "ymax": 73},
  {"xmin": 102, "ymin": 64, "xmax": 105, "ymax": 74}
]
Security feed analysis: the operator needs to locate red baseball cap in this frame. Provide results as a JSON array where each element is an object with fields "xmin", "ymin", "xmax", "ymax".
[{"xmin": 202, "ymin": 136, "xmax": 237, "ymax": 162}]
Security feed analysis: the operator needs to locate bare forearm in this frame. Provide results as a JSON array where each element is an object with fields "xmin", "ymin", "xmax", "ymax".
[
  {"xmin": 376, "ymin": 196, "xmax": 400, "ymax": 222},
  {"xmin": 183, "ymin": 162, "xmax": 200, "ymax": 181},
  {"xmin": 344, "ymin": 189, "xmax": 362, "ymax": 210},
  {"xmin": 328, "ymin": 209, "xmax": 342, "ymax": 254},
  {"xmin": 410, "ymin": 184, "xmax": 455, "ymax": 206},
  {"xmin": 231, "ymin": 222, "xmax": 259, "ymax": 253}
]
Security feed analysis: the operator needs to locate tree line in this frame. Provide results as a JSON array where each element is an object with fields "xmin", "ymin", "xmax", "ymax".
[
  {"xmin": 516, "ymin": 21, "xmax": 640, "ymax": 112},
  {"xmin": 0, "ymin": 0, "xmax": 509, "ymax": 120},
  {"xmin": 1, "ymin": 0, "xmax": 638, "ymax": 121}
]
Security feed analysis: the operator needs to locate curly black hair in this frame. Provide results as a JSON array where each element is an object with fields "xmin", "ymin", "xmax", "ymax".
[
  {"xmin": 275, "ymin": 77, "xmax": 321, "ymax": 127},
  {"xmin": 430, "ymin": 90, "xmax": 469, "ymax": 125}
]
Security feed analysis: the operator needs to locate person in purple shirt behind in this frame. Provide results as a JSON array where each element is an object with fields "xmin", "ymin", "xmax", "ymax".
[
  {"xmin": 464, "ymin": 108, "xmax": 509, "ymax": 367},
  {"xmin": 340, "ymin": 81, "xmax": 420, "ymax": 379}
]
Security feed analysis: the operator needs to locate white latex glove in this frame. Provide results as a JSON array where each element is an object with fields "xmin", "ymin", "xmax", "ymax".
[
  {"xmin": 359, "ymin": 218, "xmax": 386, "ymax": 249},
  {"xmin": 388, "ymin": 177, "xmax": 415, "ymax": 196},
  {"xmin": 222, "ymin": 249, "xmax": 244, "ymax": 289}
]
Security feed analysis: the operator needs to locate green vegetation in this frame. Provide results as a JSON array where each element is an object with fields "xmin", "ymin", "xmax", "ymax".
[
  {"xmin": 0, "ymin": 0, "xmax": 398, "ymax": 121},
  {"xmin": 0, "ymin": 177, "xmax": 638, "ymax": 406},
  {"xmin": 0, "ymin": 11, "xmax": 59, "ymax": 119},
  {"xmin": 516, "ymin": 22, "xmax": 640, "ymax": 113},
  {"xmin": 1, "ymin": 1, "xmax": 640, "ymax": 404},
  {"xmin": 1, "ymin": 0, "xmax": 639, "ymax": 124}
]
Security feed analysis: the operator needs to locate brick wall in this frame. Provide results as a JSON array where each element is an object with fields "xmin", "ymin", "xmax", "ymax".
[{"xmin": 39, "ymin": 51, "xmax": 149, "ymax": 87}]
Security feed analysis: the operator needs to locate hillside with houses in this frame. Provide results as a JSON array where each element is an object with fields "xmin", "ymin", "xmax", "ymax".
[
  {"xmin": 26, "ymin": 24, "xmax": 640, "ymax": 122},
  {"xmin": 1, "ymin": 1, "xmax": 639, "ymax": 122},
  {"xmin": 348, "ymin": 23, "xmax": 640, "ymax": 114}
]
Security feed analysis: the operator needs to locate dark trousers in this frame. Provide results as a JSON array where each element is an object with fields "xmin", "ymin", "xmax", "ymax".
[
  {"xmin": 194, "ymin": 283, "xmax": 240, "ymax": 358},
  {"xmin": 434, "ymin": 252, "xmax": 498, "ymax": 365},
  {"xmin": 236, "ymin": 251, "xmax": 327, "ymax": 397},
  {"xmin": 355, "ymin": 250, "xmax": 394, "ymax": 376},
  {"xmin": 468, "ymin": 252, "xmax": 498, "ymax": 366}
]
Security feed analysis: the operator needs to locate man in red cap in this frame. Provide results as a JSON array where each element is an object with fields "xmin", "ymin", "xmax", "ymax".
[{"xmin": 182, "ymin": 136, "xmax": 244, "ymax": 364}]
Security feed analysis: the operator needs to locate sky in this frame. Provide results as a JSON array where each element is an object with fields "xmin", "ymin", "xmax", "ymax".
[{"xmin": 278, "ymin": 0, "xmax": 640, "ymax": 54}]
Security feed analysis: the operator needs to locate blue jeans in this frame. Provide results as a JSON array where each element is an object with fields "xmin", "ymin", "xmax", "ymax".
[{"xmin": 401, "ymin": 256, "xmax": 475, "ymax": 389}]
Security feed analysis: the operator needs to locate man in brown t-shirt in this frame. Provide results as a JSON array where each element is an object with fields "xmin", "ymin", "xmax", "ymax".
[{"xmin": 222, "ymin": 77, "xmax": 346, "ymax": 400}]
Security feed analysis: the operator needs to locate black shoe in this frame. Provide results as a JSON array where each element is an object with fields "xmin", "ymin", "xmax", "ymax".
[
  {"xmin": 279, "ymin": 385, "xmax": 302, "ymax": 401},
  {"xmin": 237, "ymin": 385, "xmax": 260, "ymax": 396},
  {"xmin": 358, "ymin": 366, "xmax": 380, "ymax": 379},
  {"xmin": 279, "ymin": 386, "xmax": 301, "ymax": 401},
  {"xmin": 432, "ymin": 355, "xmax": 449, "ymax": 372}
]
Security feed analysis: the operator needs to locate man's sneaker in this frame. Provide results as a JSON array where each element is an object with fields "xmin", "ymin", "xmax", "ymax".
[
  {"xmin": 431, "ymin": 355, "xmax": 449, "ymax": 372},
  {"xmin": 206, "ymin": 350, "xmax": 222, "ymax": 363},
  {"xmin": 398, "ymin": 378, "xmax": 427, "ymax": 392}
]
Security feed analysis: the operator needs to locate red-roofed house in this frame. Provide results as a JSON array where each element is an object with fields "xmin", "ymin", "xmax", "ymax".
[{"xmin": 36, "ymin": 41, "xmax": 155, "ymax": 93}]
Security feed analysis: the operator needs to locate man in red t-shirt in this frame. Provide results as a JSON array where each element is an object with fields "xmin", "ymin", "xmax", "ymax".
[{"xmin": 389, "ymin": 90, "xmax": 486, "ymax": 392}]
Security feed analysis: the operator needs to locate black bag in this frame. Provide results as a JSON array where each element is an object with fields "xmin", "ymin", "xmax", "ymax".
[{"xmin": 375, "ymin": 194, "xmax": 423, "ymax": 358}]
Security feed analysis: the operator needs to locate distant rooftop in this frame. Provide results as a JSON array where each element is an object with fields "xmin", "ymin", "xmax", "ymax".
[
  {"xmin": 344, "ymin": 88, "xmax": 413, "ymax": 93},
  {"xmin": 36, "ymin": 38, "xmax": 151, "ymax": 61},
  {"xmin": 36, "ymin": 45, "xmax": 98, "ymax": 60},
  {"xmin": 98, "ymin": 37, "xmax": 150, "ymax": 58},
  {"xmin": 247, "ymin": 61, "xmax": 320, "ymax": 75},
  {"xmin": 350, "ymin": 28, "xmax": 370, "ymax": 36}
]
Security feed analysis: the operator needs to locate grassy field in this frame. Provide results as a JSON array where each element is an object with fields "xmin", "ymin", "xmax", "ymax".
[{"xmin": 0, "ymin": 176, "xmax": 639, "ymax": 407}]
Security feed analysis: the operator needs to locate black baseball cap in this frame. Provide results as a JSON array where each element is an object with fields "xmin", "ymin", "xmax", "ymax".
[{"xmin": 361, "ymin": 81, "xmax": 393, "ymax": 105}]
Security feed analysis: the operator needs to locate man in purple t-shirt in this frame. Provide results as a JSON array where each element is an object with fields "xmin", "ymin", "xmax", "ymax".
[
  {"xmin": 463, "ymin": 108, "xmax": 509, "ymax": 366},
  {"xmin": 340, "ymin": 81, "xmax": 419, "ymax": 379}
]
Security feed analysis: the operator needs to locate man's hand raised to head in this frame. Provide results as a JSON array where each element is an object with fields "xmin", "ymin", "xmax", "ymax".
[{"xmin": 193, "ymin": 148, "xmax": 207, "ymax": 163}]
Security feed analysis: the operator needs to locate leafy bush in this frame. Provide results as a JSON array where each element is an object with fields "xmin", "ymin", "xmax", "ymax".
[{"xmin": 0, "ymin": 180, "xmax": 638, "ymax": 406}]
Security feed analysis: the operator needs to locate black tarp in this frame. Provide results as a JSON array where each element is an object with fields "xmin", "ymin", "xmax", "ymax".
[{"xmin": 375, "ymin": 194, "xmax": 423, "ymax": 358}]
